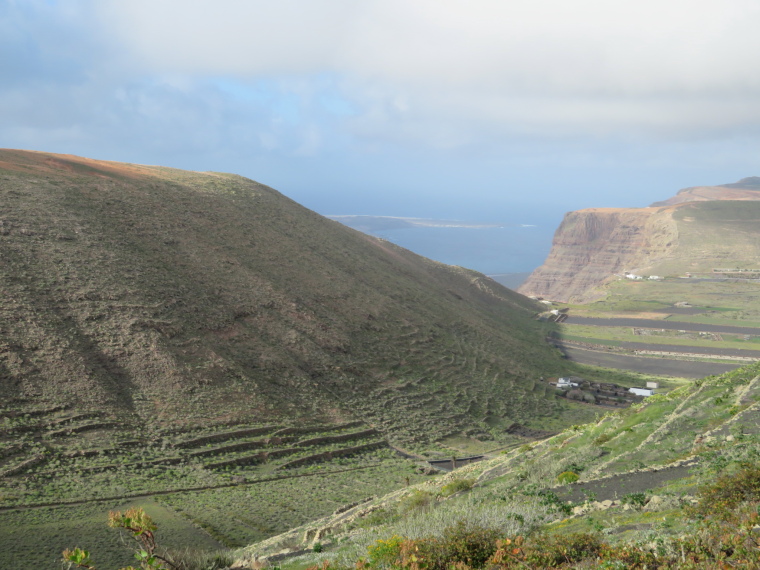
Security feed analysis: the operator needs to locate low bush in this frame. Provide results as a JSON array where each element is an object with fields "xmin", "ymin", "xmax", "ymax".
[
  {"xmin": 406, "ymin": 522, "xmax": 501, "ymax": 570},
  {"xmin": 556, "ymin": 471, "xmax": 579, "ymax": 484},
  {"xmin": 620, "ymin": 492, "xmax": 648, "ymax": 510},
  {"xmin": 439, "ymin": 478, "xmax": 475, "ymax": 497},
  {"xmin": 365, "ymin": 535, "xmax": 404, "ymax": 568},
  {"xmin": 398, "ymin": 490, "xmax": 435, "ymax": 514},
  {"xmin": 593, "ymin": 433, "xmax": 612, "ymax": 446},
  {"xmin": 692, "ymin": 464, "xmax": 760, "ymax": 520},
  {"xmin": 521, "ymin": 532, "xmax": 605, "ymax": 567}
]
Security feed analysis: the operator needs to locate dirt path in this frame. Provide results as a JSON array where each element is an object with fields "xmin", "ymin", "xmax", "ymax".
[
  {"xmin": 565, "ymin": 316, "xmax": 760, "ymax": 335},
  {"xmin": 560, "ymin": 345, "xmax": 739, "ymax": 377},
  {"xmin": 617, "ymin": 341, "xmax": 760, "ymax": 358},
  {"xmin": 556, "ymin": 463, "xmax": 697, "ymax": 503}
]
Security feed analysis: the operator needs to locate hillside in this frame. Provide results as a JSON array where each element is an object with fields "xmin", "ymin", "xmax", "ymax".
[
  {"xmin": 651, "ymin": 176, "xmax": 760, "ymax": 206},
  {"xmin": 234, "ymin": 361, "xmax": 760, "ymax": 569},
  {"xmin": 519, "ymin": 178, "xmax": 760, "ymax": 303},
  {"xmin": 0, "ymin": 149, "xmax": 577, "ymax": 446}
]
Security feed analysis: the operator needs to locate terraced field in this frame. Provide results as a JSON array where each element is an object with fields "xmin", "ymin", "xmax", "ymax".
[
  {"xmin": 0, "ymin": 402, "xmax": 430, "ymax": 568},
  {"xmin": 549, "ymin": 293, "xmax": 760, "ymax": 377}
]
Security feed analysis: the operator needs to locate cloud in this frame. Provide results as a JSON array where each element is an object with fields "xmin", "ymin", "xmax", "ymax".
[{"xmin": 94, "ymin": 0, "xmax": 760, "ymax": 142}]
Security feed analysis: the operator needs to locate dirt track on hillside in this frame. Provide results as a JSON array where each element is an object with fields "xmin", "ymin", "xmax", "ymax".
[
  {"xmin": 617, "ymin": 341, "xmax": 760, "ymax": 358},
  {"xmin": 560, "ymin": 346, "xmax": 740, "ymax": 378},
  {"xmin": 557, "ymin": 463, "xmax": 697, "ymax": 503},
  {"xmin": 565, "ymin": 317, "xmax": 760, "ymax": 335}
]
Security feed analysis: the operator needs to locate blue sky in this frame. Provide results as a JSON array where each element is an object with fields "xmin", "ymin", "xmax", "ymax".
[{"xmin": 3, "ymin": 0, "xmax": 760, "ymax": 238}]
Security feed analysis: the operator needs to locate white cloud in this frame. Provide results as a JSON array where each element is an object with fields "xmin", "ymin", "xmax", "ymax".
[{"xmin": 94, "ymin": 0, "xmax": 760, "ymax": 141}]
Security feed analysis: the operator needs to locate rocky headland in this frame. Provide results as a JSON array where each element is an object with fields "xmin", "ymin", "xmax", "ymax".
[{"xmin": 519, "ymin": 178, "xmax": 760, "ymax": 303}]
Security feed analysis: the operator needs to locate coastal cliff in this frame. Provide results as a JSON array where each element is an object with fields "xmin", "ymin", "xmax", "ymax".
[
  {"xmin": 518, "ymin": 207, "xmax": 678, "ymax": 302},
  {"xmin": 519, "ymin": 177, "xmax": 760, "ymax": 303}
]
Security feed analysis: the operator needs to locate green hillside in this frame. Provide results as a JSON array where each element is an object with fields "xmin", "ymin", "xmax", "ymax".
[
  {"xmin": 649, "ymin": 201, "xmax": 760, "ymax": 276},
  {"xmin": 234, "ymin": 361, "xmax": 760, "ymax": 569},
  {"xmin": 0, "ymin": 149, "xmax": 691, "ymax": 568},
  {"xmin": 0, "ymin": 149, "xmax": 578, "ymax": 445}
]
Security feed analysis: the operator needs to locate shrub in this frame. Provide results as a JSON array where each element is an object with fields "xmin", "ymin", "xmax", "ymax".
[
  {"xmin": 556, "ymin": 471, "xmax": 579, "ymax": 484},
  {"xmin": 691, "ymin": 464, "xmax": 760, "ymax": 522},
  {"xmin": 62, "ymin": 507, "xmax": 231, "ymax": 570},
  {"xmin": 411, "ymin": 522, "xmax": 501, "ymax": 570},
  {"xmin": 398, "ymin": 490, "xmax": 435, "ymax": 514},
  {"xmin": 366, "ymin": 535, "xmax": 404, "ymax": 568},
  {"xmin": 522, "ymin": 532, "xmax": 604, "ymax": 567},
  {"xmin": 439, "ymin": 478, "xmax": 475, "ymax": 497},
  {"xmin": 486, "ymin": 533, "xmax": 607, "ymax": 568},
  {"xmin": 593, "ymin": 433, "xmax": 611, "ymax": 446},
  {"xmin": 620, "ymin": 492, "xmax": 648, "ymax": 510}
]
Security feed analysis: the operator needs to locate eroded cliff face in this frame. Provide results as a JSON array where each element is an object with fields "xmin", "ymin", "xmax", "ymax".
[{"xmin": 518, "ymin": 207, "xmax": 679, "ymax": 303}]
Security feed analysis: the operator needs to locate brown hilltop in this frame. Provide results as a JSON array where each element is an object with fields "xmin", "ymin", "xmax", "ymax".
[
  {"xmin": 520, "ymin": 177, "xmax": 760, "ymax": 303},
  {"xmin": 651, "ymin": 176, "xmax": 760, "ymax": 206},
  {"xmin": 0, "ymin": 149, "xmax": 566, "ymax": 442}
]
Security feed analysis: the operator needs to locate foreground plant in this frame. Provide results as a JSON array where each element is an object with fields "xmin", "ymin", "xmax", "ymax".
[{"xmin": 63, "ymin": 508, "xmax": 175, "ymax": 570}]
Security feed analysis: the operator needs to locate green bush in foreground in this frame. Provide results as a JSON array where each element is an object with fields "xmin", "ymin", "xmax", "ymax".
[{"xmin": 63, "ymin": 508, "xmax": 170, "ymax": 570}]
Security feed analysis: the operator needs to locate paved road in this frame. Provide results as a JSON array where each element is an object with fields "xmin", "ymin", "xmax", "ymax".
[
  {"xmin": 560, "ymin": 345, "xmax": 741, "ymax": 378},
  {"xmin": 565, "ymin": 316, "xmax": 760, "ymax": 336}
]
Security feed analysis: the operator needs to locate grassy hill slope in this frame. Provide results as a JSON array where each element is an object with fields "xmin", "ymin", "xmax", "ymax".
[
  {"xmin": 235, "ymin": 361, "xmax": 760, "ymax": 569},
  {"xmin": 0, "ymin": 149, "xmax": 574, "ymax": 445}
]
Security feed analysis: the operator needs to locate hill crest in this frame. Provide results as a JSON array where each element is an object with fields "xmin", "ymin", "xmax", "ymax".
[{"xmin": 0, "ymin": 149, "xmax": 574, "ymax": 445}]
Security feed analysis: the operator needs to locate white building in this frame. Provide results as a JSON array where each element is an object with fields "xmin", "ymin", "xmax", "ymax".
[
  {"xmin": 557, "ymin": 377, "xmax": 579, "ymax": 388},
  {"xmin": 629, "ymin": 387, "xmax": 655, "ymax": 397}
]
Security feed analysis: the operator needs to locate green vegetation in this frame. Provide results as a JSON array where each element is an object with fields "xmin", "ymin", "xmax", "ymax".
[
  {"xmin": 0, "ymin": 149, "xmax": 603, "ymax": 447},
  {"xmin": 439, "ymin": 478, "xmax": 475, "ymax": 497},
  {"xmin": 62, "ymin": 507, "xmax": 233, "ymax": 570},
  {"xmin": 9, "ymin": 153, "xmax": 760, "ymax": 567},
  {"xmin": 231, "ymin": 361, "xmax": 760, "ymax": 569},
  {"xmin": 0, "ymin": 150, "xmax": 661, "ymax": 567},
  {"xmin": 0, "ymin": 413, "xmax": 429, "ymax": 567},
  {"xmin": 556, "ymin": 471, "xmax": 579, "ymax": 484},
  {"xmin": 585, "ymin": 279, "xmax": 760, "ymax": 325}
]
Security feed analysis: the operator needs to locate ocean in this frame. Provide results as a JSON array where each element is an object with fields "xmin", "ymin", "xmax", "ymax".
[{"xmin": 368, "ymin": 225, "xmax": 551, "ymax": 282}]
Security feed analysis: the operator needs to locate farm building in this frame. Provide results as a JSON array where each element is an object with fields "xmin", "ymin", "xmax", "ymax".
[{"xmin": 629, "ymin": 387, "xmax": 655, "ymax": 397}]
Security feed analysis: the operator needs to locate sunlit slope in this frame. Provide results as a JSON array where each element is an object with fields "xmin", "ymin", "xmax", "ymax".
[
  {"xmin": 647, "ymin": 200, "xmax": 760, "ymax": 275},
  {"xmin": 0, "ymin": 149, "xmax": 566, "ymax": 442}
]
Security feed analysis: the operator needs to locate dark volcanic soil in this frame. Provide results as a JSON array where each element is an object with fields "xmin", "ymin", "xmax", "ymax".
[
  {"xmin": 560, "ymin": 346, "xmax": 740, "ymax": 378},
  {"xmin": 565, "ymin": 317, "xmax": 760, "ymax": 335},
  {"xmin": 556, "ymin": 463, "xmax": 697, "ymax": 503}
]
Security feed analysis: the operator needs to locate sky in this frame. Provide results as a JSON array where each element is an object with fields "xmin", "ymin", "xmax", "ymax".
[{"xmin": 3, "ymin": 1, "xmax": 760, "ymax": 253}]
